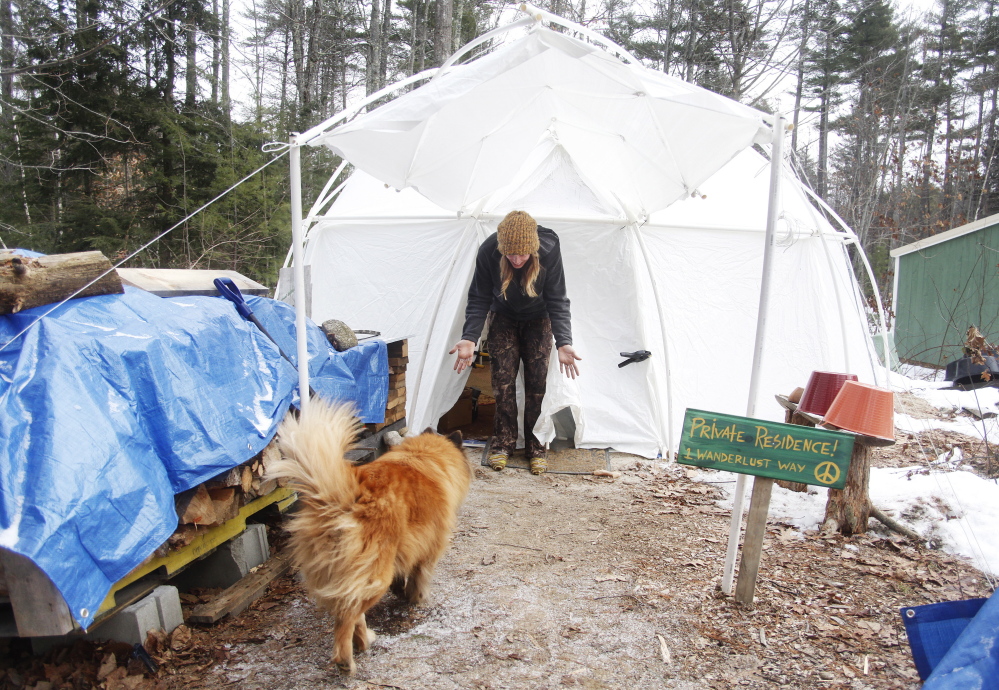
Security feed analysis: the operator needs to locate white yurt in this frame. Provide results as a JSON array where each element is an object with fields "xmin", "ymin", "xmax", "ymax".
[{"xmin": 279, "ymin": 5, "xmax": 885, "ymax": 458}]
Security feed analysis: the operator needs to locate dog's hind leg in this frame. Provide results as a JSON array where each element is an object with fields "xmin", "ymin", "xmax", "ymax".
[
  {"xmin": 403, "ymin": 562, "xmax": 434, "ymax": 605},
  {"xmin": 332, "ymin": 610, "xmax": 359, "ymax": 674},
  {"xmin": 352, "ymin": 612, "xmax": 377, "ymax": 652}
]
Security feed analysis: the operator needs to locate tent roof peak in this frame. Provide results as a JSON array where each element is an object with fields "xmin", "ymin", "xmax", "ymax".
[{"xmin": 297, "ymin": 6, "xmax": 774, "ymax": 147}]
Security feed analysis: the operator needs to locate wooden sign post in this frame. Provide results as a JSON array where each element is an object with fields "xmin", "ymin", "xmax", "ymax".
[{"xmin": 677, "ymin": 408, "xmax": 855, "ymax": 604}]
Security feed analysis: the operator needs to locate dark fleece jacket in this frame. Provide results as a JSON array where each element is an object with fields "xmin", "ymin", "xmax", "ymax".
[{"xmin": 460, "ymin": 226, "xmax": 572, "ymax": 348}]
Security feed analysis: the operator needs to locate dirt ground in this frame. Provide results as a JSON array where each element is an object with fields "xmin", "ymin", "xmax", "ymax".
[{"xmin": 5, "ymin": 439, "xmax": 995, "ymax": 690}]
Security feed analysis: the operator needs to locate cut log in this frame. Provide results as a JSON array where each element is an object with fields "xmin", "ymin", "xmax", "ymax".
[
  {"xmin": 251, "ymin": 477, "xmax": 278, "ymax": 497},
  {"xmin": 175, "ymin": 485, "xmax": 218, "ymax": 526},
  {"xmin": 387, "ymin": 339, "xmax": 408, "ymax": 357},
  {"xmin": 0, "ymin": 549, "xmax": 75, "ymax": 636},
  {"xmin": 167, "ymin": 525, "xmax": 202, "ymax": 550},
  {"xmin": 205, "ymin": 466, "xmax": 244, "ymax": 489},
  {"xmin": 384, "ymin": 406, "xmax": 405, "ymax": 423},
  {"xmin": 208, "ymin": 487, "xmax": 241, "ymax": 524},
  {"xmin": 261, "ymin": 438, "xmax": 281, "ymax": 469},
  {"xmin": 0, "ymin": 251, "xmax": 124, "ymax": 315},
  {"xmin": 240, "ymin": 466, "xmax": 254, "ymax": 493}
]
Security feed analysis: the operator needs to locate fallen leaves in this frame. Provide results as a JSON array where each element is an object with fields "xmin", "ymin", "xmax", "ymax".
[
  {"xmin": 97, "ymin": 652, "xmax": 118, "ymax": 682},
  {"xmin": 169, "ymin": 625, "xmax": 192, "ymax": 652}
]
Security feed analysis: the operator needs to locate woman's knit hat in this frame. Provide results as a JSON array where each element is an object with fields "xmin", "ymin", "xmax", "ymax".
[{"xmin": 497, "ymin": 211, "xmax": 539, "ymax": 256}]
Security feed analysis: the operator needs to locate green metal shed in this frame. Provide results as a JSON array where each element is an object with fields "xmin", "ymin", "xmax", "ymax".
[{"xmin": 891, "ymin": 212, "xmax": 999, "ymax": 367}]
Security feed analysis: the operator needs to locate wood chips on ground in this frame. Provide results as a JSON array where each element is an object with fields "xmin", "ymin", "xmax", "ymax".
[{"xmin": 5, "ymin": 441, "xmax": 994, "ymax": 690}]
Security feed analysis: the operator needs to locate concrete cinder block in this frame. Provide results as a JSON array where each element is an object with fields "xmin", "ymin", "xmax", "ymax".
[
  {"xmin": 88, "ymin": 593, "xmax": 161, "ymax": 645},
  {"xmin": 176, "ymin": 523, "xmax": 269, "ymax": 591},
  {"xmin": 84, "ymin": 586, "xmax": 182, "ymax": 646},
  {"xmin": 150, "ymin": 585, "xmax": 183, "ymax": 634}
]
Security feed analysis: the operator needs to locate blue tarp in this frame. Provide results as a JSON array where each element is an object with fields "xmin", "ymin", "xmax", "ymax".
[
  {"xmin": 0, "ymin": 286, "xmax": 388, "ymax": 629},
  {"xmin": 902, "ymin": 590, "xmax": 999, "ymax": 688}
]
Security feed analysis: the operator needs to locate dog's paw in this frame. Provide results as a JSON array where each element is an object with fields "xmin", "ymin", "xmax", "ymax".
[
  {"xmin": 366, "ymin": 628, "xmax": 377, "ymax": 647},
  {"xmin": 332, "ymin": 655, "xmax": 356, "ymax": 675},
  {"xmin": 405, "ymin": 589, "xmax": 427, "ymax": 606}
]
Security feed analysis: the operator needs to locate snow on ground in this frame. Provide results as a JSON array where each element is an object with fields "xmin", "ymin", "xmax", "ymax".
[
  {"xmin": 695, "ymin": 367, "xmax": 999, "ymax": 580},
  {"xmin": 893, "ymin": 370, "xmax": 999, "ymax": 441},
  {"xmin": 703, "ymin": 466, "xmax": 999, "ymax": 578}
]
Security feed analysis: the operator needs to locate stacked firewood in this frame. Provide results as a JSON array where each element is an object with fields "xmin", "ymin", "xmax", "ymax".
[
  {"xmin": 167, "ymin": 439, "xmax": 285, "ymax": 550},
  {"xmin": 369, "ymin": 339, "xmax": 407, "ymax": 431}
]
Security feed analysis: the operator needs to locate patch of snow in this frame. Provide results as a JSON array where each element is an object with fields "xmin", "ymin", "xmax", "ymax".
[
  {"xmin": 895, "ymin": 411, "xmax": 996, "ymax": 442},
  {"xmin": 870, "ymin": 467, "xmax": 999, "ymax": 577},
  {"xmin": 895, "ymin": 363, "xmax": 945, "ymax": 383},
  {"xmin": 706, "ymin": 467, "xmax": 999, "ymax": 577}
]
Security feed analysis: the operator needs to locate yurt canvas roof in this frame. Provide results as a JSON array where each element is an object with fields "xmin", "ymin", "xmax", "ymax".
[{"xmin": 286, "ymin": 10, "xmax": 883, "ymax": 457}]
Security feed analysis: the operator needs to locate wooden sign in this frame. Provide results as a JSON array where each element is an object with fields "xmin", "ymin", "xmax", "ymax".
[{"xmin": 677, "ymin": 409, "xmax": 854, "ymax": 489}]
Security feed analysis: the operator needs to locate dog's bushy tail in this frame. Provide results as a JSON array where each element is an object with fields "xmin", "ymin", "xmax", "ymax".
[{"xmin": 267, "ymin": 397, "xmax": 362, "ymax": 507}]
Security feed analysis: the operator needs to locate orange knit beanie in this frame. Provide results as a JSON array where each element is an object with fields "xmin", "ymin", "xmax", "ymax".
[{"xmin": 496, "ymin": 211, "xmax": 539, "ymax": 256}]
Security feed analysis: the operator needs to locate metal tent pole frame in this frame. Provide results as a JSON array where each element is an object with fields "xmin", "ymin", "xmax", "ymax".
[
  {"xmin": 721, "ymin": 116, "xmax": 786, "ymax": 595},
  {"xmin": 289, "ymin": 135, "xmax": 311, "ymax": 412}
]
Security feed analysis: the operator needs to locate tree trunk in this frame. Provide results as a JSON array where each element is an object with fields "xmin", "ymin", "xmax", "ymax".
[
  {"xmin": 778, "ymin": 408, "xmax": 812, "ymax": 493},
  {"xmin": 452, "ymin": 0, "xmax": 463, "ymax": 53},
  {"xmin": 790, "ymin": 0, "xmax": 810, "ymax": 153},
  {"xmin": 211, "ymin": 0, "xmax": 220, "ymax": 105},
  {"xmin": 162, "ymin": 3, "xmax": 177, "ymax": 212},
  {"xmin": 186, "ymin": 13, "xmax": 198, "ymax": 107},
  {"xmin": 415, "ymin": 0, "xmax": 428, "ymax": 73},
  {"xmin": 816, "ymin": 27, "xmax": 832, "ymax": 200},
  {"xmin": 1, "ymin": 0, "xmax": 14, "ymax": 191},
  {"xmin": 434, "ymin": 0, "xmax": 453, "ymax": 67},
  {"xmin": 292, "ymin": 0, "xmax": 305, "ymax": 106},
  {"xmin": 366, "ymin": 0, "xmax": 382, "ymax": 96},
  {"xmin": 221, "ymin": 0, "xmax": 231, "ymax": 119},
  {"xmin": 821, "ymin": 442, "xmax": 871, "ymax": 536},
  {"xmin": 0, "ymin": 0, "xmax": 13, "ymax": 127},
  {"xmin": 381, "ymin": 0, "xmax": 392, "ymax": 87},
  {"xmin": 817, "ymin": 85, "xmax": 829, "ymax": 199}
]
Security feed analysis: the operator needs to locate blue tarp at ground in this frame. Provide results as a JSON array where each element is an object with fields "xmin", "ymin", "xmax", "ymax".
[
  {"xmin": 922, "ymin": 590, "xmax": 999, "ymax": 688},
  {"xmin": 0, "ymin": 286, "xmax": 388, "ymax": 629},
  {"xmin": 902, "ymin": 590, "xmax": 999, "ymax": 688}
]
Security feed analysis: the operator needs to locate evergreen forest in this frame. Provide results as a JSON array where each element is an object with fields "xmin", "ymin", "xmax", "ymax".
[{"xmin": 1, "ymin": 0, "xmax": 996, "ymax": 303}]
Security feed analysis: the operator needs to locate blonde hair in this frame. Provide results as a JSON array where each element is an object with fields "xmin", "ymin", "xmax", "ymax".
[{"xmin": 499, "ymin": 253, "xmax": 541, "ymax": 299}]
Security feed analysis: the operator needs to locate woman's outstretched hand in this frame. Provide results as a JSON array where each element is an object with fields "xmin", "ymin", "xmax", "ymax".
[
  {"xmin": 558, "ymin": 345, "xmax": 581, "ymax": 379},
  {"xmin": 450, "ymin": 339, "xmax": 476, "ymax": 373}
]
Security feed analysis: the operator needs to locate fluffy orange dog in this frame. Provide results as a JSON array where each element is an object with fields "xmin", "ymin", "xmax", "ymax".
[{"xmin": 267, "ymin": 397, "xmax": 471, "ymax": 674}]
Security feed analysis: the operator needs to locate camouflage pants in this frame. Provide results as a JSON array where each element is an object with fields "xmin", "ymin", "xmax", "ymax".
[{"xmin": 488, "ymin": 313, "xmax": 553, "ymax": 458}]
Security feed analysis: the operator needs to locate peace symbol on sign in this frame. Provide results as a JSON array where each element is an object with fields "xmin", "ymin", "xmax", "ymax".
[{"xmin": 814, "ymin": 461, "xmax": 841, "ymax": 485}]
